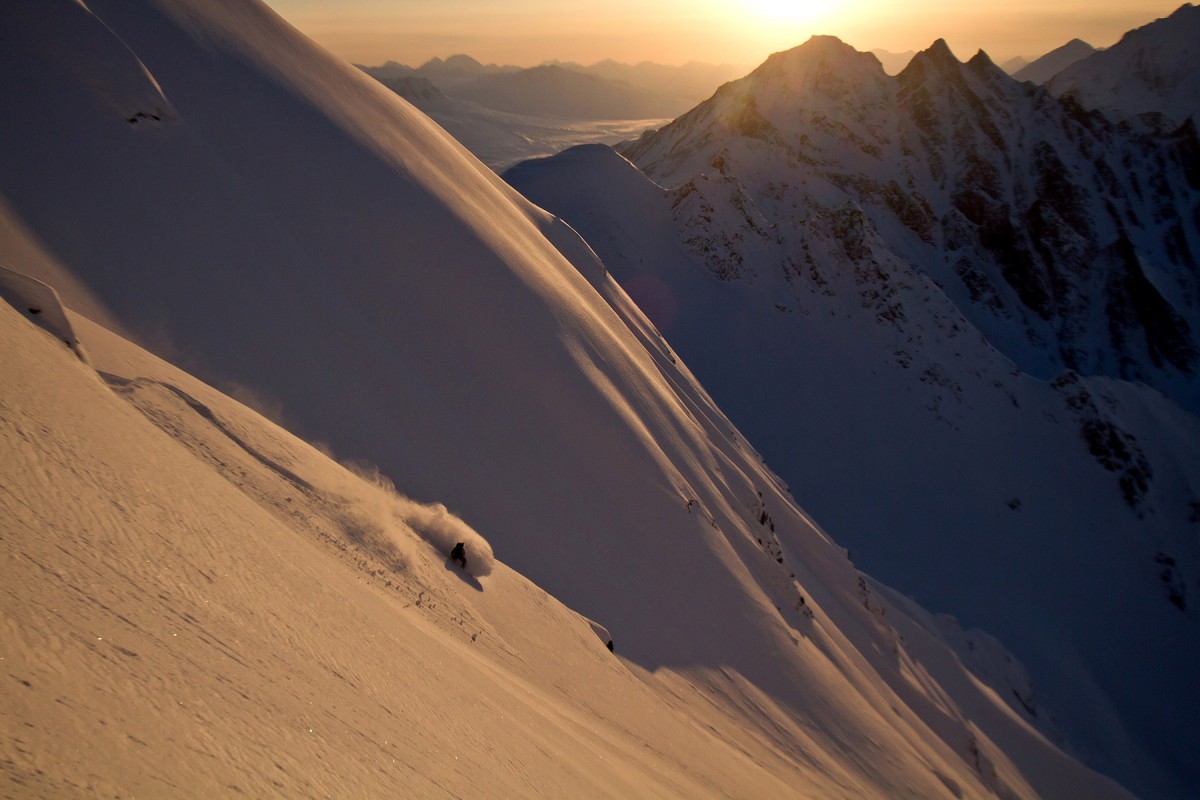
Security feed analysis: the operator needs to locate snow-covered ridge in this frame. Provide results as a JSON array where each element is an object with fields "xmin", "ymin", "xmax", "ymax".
[
  {"xmin": 622, "ymin": 34, "xmax": 1200, "ymax": 410},
  {"xmin": 1047, "ymin": 3, "xmax": 1200, "ymax": 127}
]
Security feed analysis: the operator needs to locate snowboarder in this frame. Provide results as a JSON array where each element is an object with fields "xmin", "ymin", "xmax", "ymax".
[{"xmin": 450, "ymin": 542, "xmax": 467, "ymax": 569}]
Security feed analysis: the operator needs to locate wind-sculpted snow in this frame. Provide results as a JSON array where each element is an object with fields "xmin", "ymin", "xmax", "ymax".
[{"xmin": 0, "ymin": 265, "xmax": 83, "ymax": 359}]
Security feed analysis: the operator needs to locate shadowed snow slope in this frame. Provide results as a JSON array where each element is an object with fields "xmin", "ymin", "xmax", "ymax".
[
  {"xmin": 506, "ymin": 31, "xmax": 1200, "ymax": 796},
  {"xmin": 0, "ymin": 1, "xmax": 1134, "ymax": 797},
  {"xmin": 504, "ymin": 34, "xmax": 1200, "ymax": 799}
]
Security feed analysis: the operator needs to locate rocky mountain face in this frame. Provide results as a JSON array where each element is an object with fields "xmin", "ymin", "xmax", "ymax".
[
  {"xmin": 1047, "ymin": 3, "xmax": 1200, "ymax": 126},
  {"xmin": 507, "ymin": 33, "xmax": 1200, "ymax": 799},
  {"xmin": 624, "ymin": 36, "xmax": 1200, "ymax": 411}
]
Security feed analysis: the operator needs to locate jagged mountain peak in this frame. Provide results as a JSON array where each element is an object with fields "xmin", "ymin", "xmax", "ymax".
[
  {"xmin": 1120, "ymin": 2, "xmax": 1199, "ymax": 46},
  {"xmin": 966, "ymin": 49, "xmax": 1002, "ymax": 75},
  {"xmin": 904, "ymin": 38, "xmax": 961, "ymax": 72},
  {"xmin": 623, "ymin": 23, "xmax": 1200, "ymax": 409},
  {"xmin": 747, "ymin": 35, "xmax": 887, "ymax": 87},
  {"xmin": 762, "ymin": 34, "xmax": 868, "ymax": 63},
  {"xmin": 897, "ymin": 38, "xmax": 1013, "ymax": 96}
]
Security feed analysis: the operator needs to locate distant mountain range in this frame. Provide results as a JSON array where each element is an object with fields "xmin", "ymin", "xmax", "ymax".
[
  {"xmin": 356, "ymin": 55, "xmax": 743, "ymax": 169},
  {"xmin": 360, "ymin": 54, "xmax": 743, "ymax": 121},
  {"xmin": 549, "ymin": 58, "xmax": 746, "ymax": 106},
  {"xmin": 448, "ymin": 64, "xmax": 674, "ymax": 119}
]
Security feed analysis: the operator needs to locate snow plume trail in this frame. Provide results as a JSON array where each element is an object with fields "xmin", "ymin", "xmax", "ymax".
[{"xmin": 342, "ymin": 461, "xmax": 495, "ymax": 578}]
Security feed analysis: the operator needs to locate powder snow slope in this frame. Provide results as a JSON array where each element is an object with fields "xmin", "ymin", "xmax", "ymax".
[
  {"xmin": 2, "ymin": 247, "xmax": 1130, "ymax": 800},
  {"xmin": 505, "ymin": 35, "xmax": 1200, "ymax": 800},
  {"xmin": 0, "ymin": 0, "xmax": 1137, "ymax": 797},
  {"xmin": 0, "ymin": 298, "xmax": 835, "ymax": 798}
]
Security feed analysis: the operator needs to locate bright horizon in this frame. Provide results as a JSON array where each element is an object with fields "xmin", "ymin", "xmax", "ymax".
[{"xmin": 263, "ymin": 0, "xmax": 1184, "ymax": 69}]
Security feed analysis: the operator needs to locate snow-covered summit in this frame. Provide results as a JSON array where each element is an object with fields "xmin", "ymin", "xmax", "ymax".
[
  {"xmin": 1047, "ymin": 3, "xmax": 1200, "ymax": 126},
  {"xmin": 625, "ymin": 35, "xmax": 1200, "ymax": 408}
]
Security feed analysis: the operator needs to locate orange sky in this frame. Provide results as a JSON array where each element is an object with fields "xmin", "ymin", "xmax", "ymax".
[{"xmin": 263, "ymin": 0, "xmax": 1183, "ymax": 68}]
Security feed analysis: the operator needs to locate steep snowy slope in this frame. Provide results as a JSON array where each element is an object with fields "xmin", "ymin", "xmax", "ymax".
[
  {"xmin": 0, "ymin": 0, "xmax": 1142, "ymax": 797},
  {"xmin": 1047, "ymin": 4, "xmax": 1200, "ymax": 126},
  {"xmin": 505, "ymin": 37, "xmax": 1200, "ymax": 799},
  {"xmin": 3, "ymin": 254, "xmax": 1134, "ymax": 800},
  {"xmin": 0, "ymin": 298, "xmax": 830, "ymax": 798}
]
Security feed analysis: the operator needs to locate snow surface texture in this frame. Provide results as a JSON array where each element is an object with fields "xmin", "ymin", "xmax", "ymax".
[
  {"xmin": 0, "ymin": 0, "xmax": 1137, "ymax": 797},
  {"xmin": 505, "ymin": 32, "xmax": 1200, "ymax": 800}
]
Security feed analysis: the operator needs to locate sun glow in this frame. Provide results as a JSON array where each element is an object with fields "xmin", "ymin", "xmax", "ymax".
[{"xmin": 735, "ymin": 0, "xmax": 843, "ymax": 24}]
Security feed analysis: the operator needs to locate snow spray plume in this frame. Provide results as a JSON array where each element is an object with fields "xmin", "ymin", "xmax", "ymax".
[
  {"xmin": 332, "ymin": 478, "xmax": 418, "ymax": 573},
  {"xmin": 342, "ymin": 461, "xmax": 495, "ymax": 577}
]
